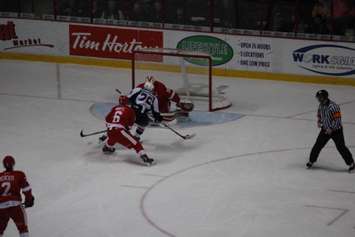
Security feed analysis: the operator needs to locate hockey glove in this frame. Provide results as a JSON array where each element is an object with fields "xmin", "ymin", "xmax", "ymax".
[
  {"xmin": 25, "ymin": 195, "xmax": 35, "ymax": 208},
  {"xmin": 177, "ymin": 101, "xmax": 194, "ymax": 112},
  {"xmin": 153, "ymin": 113, "xmax": 163, "ymax": 123}
]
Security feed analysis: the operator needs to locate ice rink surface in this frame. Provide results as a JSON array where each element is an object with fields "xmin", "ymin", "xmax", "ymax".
[{"xmin": 0, "ymin": 60, "xmax": 355, "ymax": 237}]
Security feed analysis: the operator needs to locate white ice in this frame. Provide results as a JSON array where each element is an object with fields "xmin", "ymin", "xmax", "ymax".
[{"xmin": 0, "ymin": 60, "xmax": 355, "ymax": 237}]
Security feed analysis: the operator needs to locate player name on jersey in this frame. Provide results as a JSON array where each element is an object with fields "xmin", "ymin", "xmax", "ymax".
[{"xmin": 0, "ymin": 175, "xmax": 15, "ymax": 182}]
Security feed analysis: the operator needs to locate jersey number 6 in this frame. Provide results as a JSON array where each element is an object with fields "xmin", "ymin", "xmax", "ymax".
[{"xmin": 113, "ymin": 110, "xmax": 123, "ymax": 123}]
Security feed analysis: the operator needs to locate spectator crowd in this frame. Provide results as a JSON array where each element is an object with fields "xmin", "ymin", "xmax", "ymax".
[{"xmin": 1, "ymin": 0, "xmax": 354, "ymax": 37}]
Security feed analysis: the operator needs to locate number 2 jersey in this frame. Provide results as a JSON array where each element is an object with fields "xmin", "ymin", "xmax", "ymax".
[
  {"xmin": 128, "ymin": 88, "xmax": 160, "ymax": 117},
  {"xmin": 0, "ymin": 170, "xmax": 32, "ymax": 208},
  {"xmin": 105, "ymin": 105, "xmax": 136, "ymax": 130}
]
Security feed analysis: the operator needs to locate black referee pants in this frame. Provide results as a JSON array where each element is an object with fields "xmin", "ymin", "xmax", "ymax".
[{"xmin": 310, "ymin": 128, "xmax": 354, "ymax": 165}]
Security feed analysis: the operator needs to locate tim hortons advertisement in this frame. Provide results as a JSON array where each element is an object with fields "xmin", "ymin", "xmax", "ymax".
[
  {"xmin": 69, "ymin": 24, "xmax": 163, "ymax": 59},
  {"xmin": 0, "ymin": 19, "xmax": 61, "ymax": 54}
]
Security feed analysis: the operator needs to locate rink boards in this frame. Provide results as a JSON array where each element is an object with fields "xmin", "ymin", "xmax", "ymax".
[{"xmin": 0, "ymin": 18, "xmax": 355, "ymax": 86}]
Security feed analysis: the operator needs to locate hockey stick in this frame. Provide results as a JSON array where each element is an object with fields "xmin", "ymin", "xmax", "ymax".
[
  {"xmin": 161, "ymin": 123, "xmax": 195, "ymax": 140},
  {"xmin": 80, "ymin": 129, "xmax": 106, "ymax": 138}
]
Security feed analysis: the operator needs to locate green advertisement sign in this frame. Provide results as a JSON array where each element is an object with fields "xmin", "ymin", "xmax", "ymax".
[{"xmin": 176, "ymin": 35, "xmax": 234, "ymax": 66}]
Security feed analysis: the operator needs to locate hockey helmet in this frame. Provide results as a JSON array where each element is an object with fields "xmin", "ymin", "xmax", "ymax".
[
  {"xmin": 315, "ymin": 90, "xmax": 329, "ymax": 104},
  {"xmin": 118, "ymin": 95, "xmax": 129, "ymax": 106},
  {"xmin": 316, "ymin": 89, "xmax": 329, "ymax": 99},
  {"xmin": 3, "ymin": 155, "xmax": 15, "ymax": 170}
]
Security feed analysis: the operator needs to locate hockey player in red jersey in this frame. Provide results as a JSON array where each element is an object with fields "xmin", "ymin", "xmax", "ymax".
[
  {"xmin": 102, "ymin": 95, "xmax": 155, "ymax": 166},
  {"xmin": 137, "ymin": 76, "xmax": 194, "ymax": 117},
  {"xmin": 0, "ymin": 155, "xmax": 34, "ymax": 237}
]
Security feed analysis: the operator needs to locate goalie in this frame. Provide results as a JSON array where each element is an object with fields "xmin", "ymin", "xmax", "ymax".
[{"xmin": 137, "ymin": 76, "xmax": 194, "ymax": 121}]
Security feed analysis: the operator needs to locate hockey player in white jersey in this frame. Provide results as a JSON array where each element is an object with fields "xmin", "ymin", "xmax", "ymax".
[{"xmin": 128, "ymin": 81, "xmax": 163, "ymax": 140}]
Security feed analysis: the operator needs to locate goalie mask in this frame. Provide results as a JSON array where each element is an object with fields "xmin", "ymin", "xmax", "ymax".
[
  {"xmin": 144, "ymin": 81, "xmax": 155, "ymax": 91},
  {"xmin": 145, "ymin": 76, "xmax": 156, "ymax": 84}
]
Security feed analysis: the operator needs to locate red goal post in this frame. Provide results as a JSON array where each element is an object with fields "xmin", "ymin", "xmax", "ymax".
[{"xmin": 131, "ymin": 48, "xmax": 231, "ymax": 112}]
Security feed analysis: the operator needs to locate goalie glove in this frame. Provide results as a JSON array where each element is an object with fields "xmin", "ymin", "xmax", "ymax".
[
  {"xmin": 153, "ymin": 112, "xmax": 163, "ymax": 123},
  {"xmin": 177, "ymin": 101, "xmax": 194, "ymax": 112}
]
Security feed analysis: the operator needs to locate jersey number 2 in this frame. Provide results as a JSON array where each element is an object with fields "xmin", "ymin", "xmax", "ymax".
[{"xmin": 1, "ymin": 182, "xmax": 11, "ymax": 196}]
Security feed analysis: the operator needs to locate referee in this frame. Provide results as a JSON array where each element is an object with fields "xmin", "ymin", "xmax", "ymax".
[{"xmin": 307, "ymin": 90, "xmax": 354, "ymax": 173}]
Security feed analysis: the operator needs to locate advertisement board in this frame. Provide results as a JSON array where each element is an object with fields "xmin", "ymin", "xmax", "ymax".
[
  {"xmin": 288, "ymin": 43, "xmax": 355, "ymax": 77},
  {"xmin": 176, "ymin": 35, "xmax": 233, "ymax": 66},
  {"xmin": 0, "ymin": 19, "xmax": 67, "ymax": 55},
  {"xmin": 69, "ymin": 24, "xmax": 163, "ymax": 60},
  {"xmin": 1, "ymin": 18, "xmax": 354, "ymax": 80}
]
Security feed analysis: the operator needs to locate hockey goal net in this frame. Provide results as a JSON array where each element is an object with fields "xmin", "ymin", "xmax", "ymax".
[{"xmin": 131, "ymin": 48, "xmax": 231, "ymax": 112}]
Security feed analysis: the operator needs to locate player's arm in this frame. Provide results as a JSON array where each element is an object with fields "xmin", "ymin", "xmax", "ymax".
[
  {"xmin": 317, "ymin": 108, "xmax": 322, "ymax": 128},
  {"xmin": 128, "ymin": 87, "xmax": 142, "ymax": 106},
  {"xmin": 157, "ymin": 81, "xmax": 181, "ymax": 105},
  {"xmin": 330, "ymin": 104, "xmax": 341, "ymax": 129},
  {"xmin": 167, "ymin": 88, "xmax": 181, "ymax": 105},
  {"xmin": 128, "ymin": 87, "xmax": 142, "ymax": 99},
  {"xmin": 127, "ymin": 88, "xmax": 143, "ymax": 112},
  {"xmin": 20, "ymin": 172, "xmax": 34, "ymax": 208},
  {"xmin": 163, "ymin": 85, "xmax": 194, "ymax": 112},
  {"xmin": 105, "ymin": 107, "xmax": 116, "ymax": 124},
  {"xmin": 125, "ymin": 108, "xmax": 136, "ymax": 130},
  {"xmin": 162, "ymin": 85, "xmax": 193, "ymax": 112}
]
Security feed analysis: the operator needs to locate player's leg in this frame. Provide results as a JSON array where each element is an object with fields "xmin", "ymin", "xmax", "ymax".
[
  {"xmin": 98, "ymin": 130, "xmax": 108, "ymax": 144},
  {"xmin": 9, "ymin": 206, "xmax": 29, "ymax": 236},
  {"xmin": 118, "ymin": 129, "xmax": 155, "ymax": 165},
  {"xmin": 331, "ymin": 129, "xmax": 354, "ymax": 167},
  {"xmin": 159, "ymin": 100, "xmax": 171, "ymax": 113},
  {"xmin": 134, "ymin": 126, "xmax": 145, "ymax": 140},
  {"xmin": 133, "ymin": 114, "xmax": 150, "ymax": 140},
  {"xmin": 102, "ymin": 128, "xmax": 118, "ymax": 154},
  {"xmin": 308, "ymin": 130, "xmax": 331, "ymax": 168},
  {"xmin": 0, "ymin": 208, "xmax": 11, "ymax": 236}
]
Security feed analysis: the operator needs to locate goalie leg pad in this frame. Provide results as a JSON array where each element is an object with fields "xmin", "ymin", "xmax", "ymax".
[
  {"xmin": 161, "ymin": 112, "xmax": 176, "ymax": 122},
  {"xmin": 158, "ymin": 100, "xmax": 171, "ymax": 114}
]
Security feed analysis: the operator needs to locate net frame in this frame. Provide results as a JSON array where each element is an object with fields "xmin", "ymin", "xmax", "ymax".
[{"xmin": 131, "ymin": 48, "xmax": 231, "ymax": 112}]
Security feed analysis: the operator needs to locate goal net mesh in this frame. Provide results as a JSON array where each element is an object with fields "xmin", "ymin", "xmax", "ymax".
[{"xmin": 132, "ymin": 48, "xmax": 231, "ymax": 112}]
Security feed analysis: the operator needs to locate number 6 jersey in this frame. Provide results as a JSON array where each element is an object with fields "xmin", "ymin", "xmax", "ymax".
[{"xmin": 105, "ymin": 104, "xmax": 136, "ymax": 130}]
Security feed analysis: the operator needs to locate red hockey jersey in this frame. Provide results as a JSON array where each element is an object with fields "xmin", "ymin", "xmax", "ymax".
[
  {"xmin": 105, "ymin": 105, "xmax": 136, "ymax": 129},
  {"xmin": 0, "ymin": 170, "xmax": 32, "ymax": 207},
  {"xmin": 138, "ymin": 80, "xmax": 181, "ymax": 106}
]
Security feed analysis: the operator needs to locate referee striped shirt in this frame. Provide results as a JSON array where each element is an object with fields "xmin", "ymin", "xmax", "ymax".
[{"xmin": 317, "ymin": 100, "xmax": 342, "ymax": 130}]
